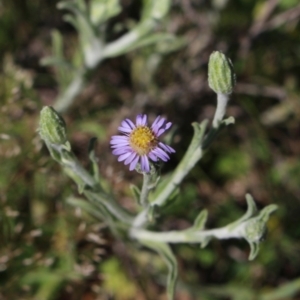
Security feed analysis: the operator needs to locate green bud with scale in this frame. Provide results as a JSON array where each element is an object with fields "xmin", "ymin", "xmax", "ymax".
[
  {"xmin": 244, "ymin": 217, "xmax": 267, "ymax": 243},
  {"xmin": 39, "ymin": 106, "xmax": 68, "ymax": 146},
  {"xmin": 208, "ymin": 51, "xmax": 235, "ymax": 95},
  {"xmin": 208, "ymin": 51, "xmax": 236, "ymax": 127}
]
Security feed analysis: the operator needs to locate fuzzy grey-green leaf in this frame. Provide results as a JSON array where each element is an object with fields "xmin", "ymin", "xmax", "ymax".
[{"xmin": 208, "ymin": 51, "xmax": 235, "ymax": 94}]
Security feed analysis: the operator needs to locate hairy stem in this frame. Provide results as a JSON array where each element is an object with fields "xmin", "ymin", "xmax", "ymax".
[
  {"xmin": 140, "ymin": 173, "xmax": 152, "ymax": 207},
  {"xmin": 212, "ymin": 93, "xmax": 229, "ymax": 128},
  {"xmin": 130, "ymin": 222, "xmax": 246, "ymax": 243}
]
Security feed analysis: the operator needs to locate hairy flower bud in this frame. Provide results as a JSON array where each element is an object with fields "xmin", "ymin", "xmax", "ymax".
[
  {"xmin": 151, "ymin": 0, "xmax": 171, "ymax": 20},
  {"xmin": 90, "ymin": 0, "xmax": 121, "ymax": 26},
  {"xmin": 39, "ymin": 106, "xmax": 67, "ymax": 145},
  {"xmin": 208, "ymin": 51, "xmax": 235, "ymax": 95},
  {"xmin": 244, "ymin": 218, "xmax": 267, "ymax": 243},
  {"xmin": 143, "ymin": 0, "xmax": 171, "ymax": 21}
]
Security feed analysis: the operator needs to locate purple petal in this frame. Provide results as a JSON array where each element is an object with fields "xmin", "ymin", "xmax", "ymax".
[
  {"xmin": 152, "ymin": 148, "xmax": 170, "ymax": 162},
  {"xmin": 112, "ymin": 147, "xmax": 131, "ymax": 155},
  {"xmin": 156, "ymin": 117, "xmax": 166, "ymax": 129},
  {"xmin": 111, "ymin": 144, "xmax": 130, "ymax": 150},
  {"xmin": 118, "ymin": 118, "xmax": 138, "ymax": 133},
  {"xmin": 110, "ymin": 137, "xmax": 128, "ymax": 144},
  {"xmin": 141, "ymin": 155, "xmax": 150, "ymax": 173},
  {"xmin": 129, "ymin": 155, "xmax": 139, "ymax": 171},
  {"xmin": 152, "ymin": 118, "xmax": 166, "ymax": 135},
  {"xmin": 136, "ymin": 114, "xmax": 147, "ymax": 126},
  {"xmin": 124, "ymin": 152, "xmax": 137, "ymax": 165},
  {"xmin": 158, "ymin": 122, "xmax": 172, "ymax": 136},
  {"xmin": 151, "ymin": 116, "xmax": 161, "ymax": 128},
  {"xmin": 142, "ymin": 115, "xmax": 147, "ymax": 125},
  {"xmin": 148, "ymin": 151, "xmax": 158, "ymax": 162},
  {"xmin": 159, "ymin": 142, "xmax": 175, "ymax": 153},
  {"xmin": 120, "ymin": 120, "xmax": 131, "ymax": 128},
  {"xmin": 157, "ymin": 128, "xmax": 166, "ymax": 137},
  {"xmin": 118, "ymin": 152, "xmax": 132, "ymax": 162},
  {"xmin": 136, "ymin": 114, "xmax": 143, "ymax": 126},
  {"xmin": 118, "ymin": 120, "xmax": 135, "ymax": 133},
  {"xmin": 118, "ymin": 126, "xmax": 132, "ymax": 133},
  {"xmin": 110, "ymin": 142, "xmax": 129, "ymax": 148},
  {"xmin": 165, "ymin": 122, "xmax": 172, "ymax": 129},
  {"xmin": 121, "ymin": 119, "xmax": 136, "ymax": 129},
  {"xmin": 111, "ymin": 135, "xmax": 128, "ymax": 140}
]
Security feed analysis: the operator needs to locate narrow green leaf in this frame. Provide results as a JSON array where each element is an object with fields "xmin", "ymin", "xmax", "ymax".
[
  {"xmin": 76, "ymin": 0, "xmax": 87, "ymax": 12},
  {"xmin": 63, "ymin": 14, "xmax": 79, "ymax": 30},
  {"xmin": 78, "ymin": 182, "xmax": 85, "ymax": 194},
  {"xmin": 130, "ymin": 184, "xmax": 141, "ymax": 204},
  {"xmin": 141, "ymin": 0, "xmax": 171, "ymax": 21},
  {"xmin": 117, "ymin": 33, "xmax": 180, "ymax": 55},
  {"xmin": 200, "ymin": 236, "xmax": 212, "ymax": 249},
  {"xmin": 244, "ymin": 194, "xmax": 258, "ymax": 219},
  {"xmin": 261, "ymin": 277, "xmax": 300, "ymax": 300},
  {"xmin": 40, "ymin": 57, "xmax": 71, "ymax": 68},
  {"xmin": 67, "ymin": 196, "xmax": 106, "ymax": 221},
  {"xmin": 149, "ymin": 172, "xmax": 178, "ymax": 204},
  {"xmin": 147, "ymin": 204, "xmax": 159, "ymax": 223},
  {"xmin": 228, "ymin": 194, "xmax": 258, "ymax": 230},
  {"xmin": 248, "ymin": 241, "xmax": 260, "ymax": 261},
  {"xmin": 46, "ymin": 142, "xmax": 62, "ymax": 163},
  {"xmin": 90, "ymin": 0, "xmax": 121, "ymax": 25},
  {"xmin": 88, "ymin": 137, "xmax": 100, "ymax": 182},
  {"xmin": 52, "ymin": 30, "xmax": 63, "ymax": 59},
  {"xmin": 63, "ymin": 166, "xmax": 86, "ymax": 193},
  {"xmin": 140, "ymin": 240, "xmax": 178, "ymax": 300},
  {"xmin": 222, "ymin": 116, "xmax": 235, "ymax": 126},
  {"xmin": 193, "ymin": 209, "xmax": 208, "ymax": 230},
  {"xmin": 259, "ymin": 204, "xmax": 278, "ymax": 222},
  {"xmin": 191, "ymin": 119, "xmax": 209, "ymax": 151}
]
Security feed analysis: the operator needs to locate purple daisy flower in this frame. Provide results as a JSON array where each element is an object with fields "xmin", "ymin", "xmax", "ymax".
[{"xmin": 110, "ymin": 114, "xmax": 175, "ymax": 173}]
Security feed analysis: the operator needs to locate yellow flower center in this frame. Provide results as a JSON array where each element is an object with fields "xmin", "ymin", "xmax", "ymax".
[{"xmin": 129, "ymin": 126, "xmax": 158, "ymax": 155}]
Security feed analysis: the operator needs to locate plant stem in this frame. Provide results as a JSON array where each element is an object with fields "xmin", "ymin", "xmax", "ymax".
[
  {"xmin": 212, "ymin": 93, "xmax": 229, "ymax": 128},
  {"xmin": 130, "ymin": 222, "xmax": 247, "ymax": 243},
  {"xmin": 54, "ymin": 70, "xmax": 86, "ymax": 113},
  {"xmin": 140, "ymin": 173, "xmax": 152, "ymax": 207},
  {"xmin": 133, "ymin": 121, "xmax": 209, "ymax": 227},
  {"xmin": 133, "ymin": 116, "xmax": 234, "ymax": 228},
  {"xmin": 133, "ymin": 146, "xmax": 204, "ymax": 227},
  {"xmin": 102, "ymin": 20, "xmax": 155, "ymax": 58},
  {"xmin": 53, "ymin": 20, "xmax": 157, "ymax": 113},
  {"xmin": 57, "ymin": 149, "xmax": 134, "ymax": 224},
  {"xmin": 84, "ymin": 191, "xmax": 134, "ymax": 225}
]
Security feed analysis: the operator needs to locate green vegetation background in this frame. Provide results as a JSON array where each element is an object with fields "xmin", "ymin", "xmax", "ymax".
[{"xmin": 1, "ymin": 0, "xmax": 300, "ymax": 299}]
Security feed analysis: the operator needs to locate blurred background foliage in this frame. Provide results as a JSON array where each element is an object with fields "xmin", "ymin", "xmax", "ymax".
[{"xmin": 1, "ymin": 0, "xmax": 300, "ymax": 299}]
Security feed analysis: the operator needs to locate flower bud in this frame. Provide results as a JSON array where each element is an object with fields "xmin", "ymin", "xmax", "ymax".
[
  {"xmin": 244, "ymin": 218, "xmax": 267, "ymax": 243},
  {"xmin": 39, "ymin": 106, "xmax": 67, "ymax": 145},
  {"xmin": 90, "ymin": 0, "xmax": 121, "ymax": 26},
  {"xmin": 208, "ymin": 51, "xmax": 235, "ymax": 94},
  {"xmin": 151, "ymin": 0, "xmax": 171, "ymax": 20},
  {"xmin": 143, "ymin": 0, "xmax": 171, "ymax": 21}
]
